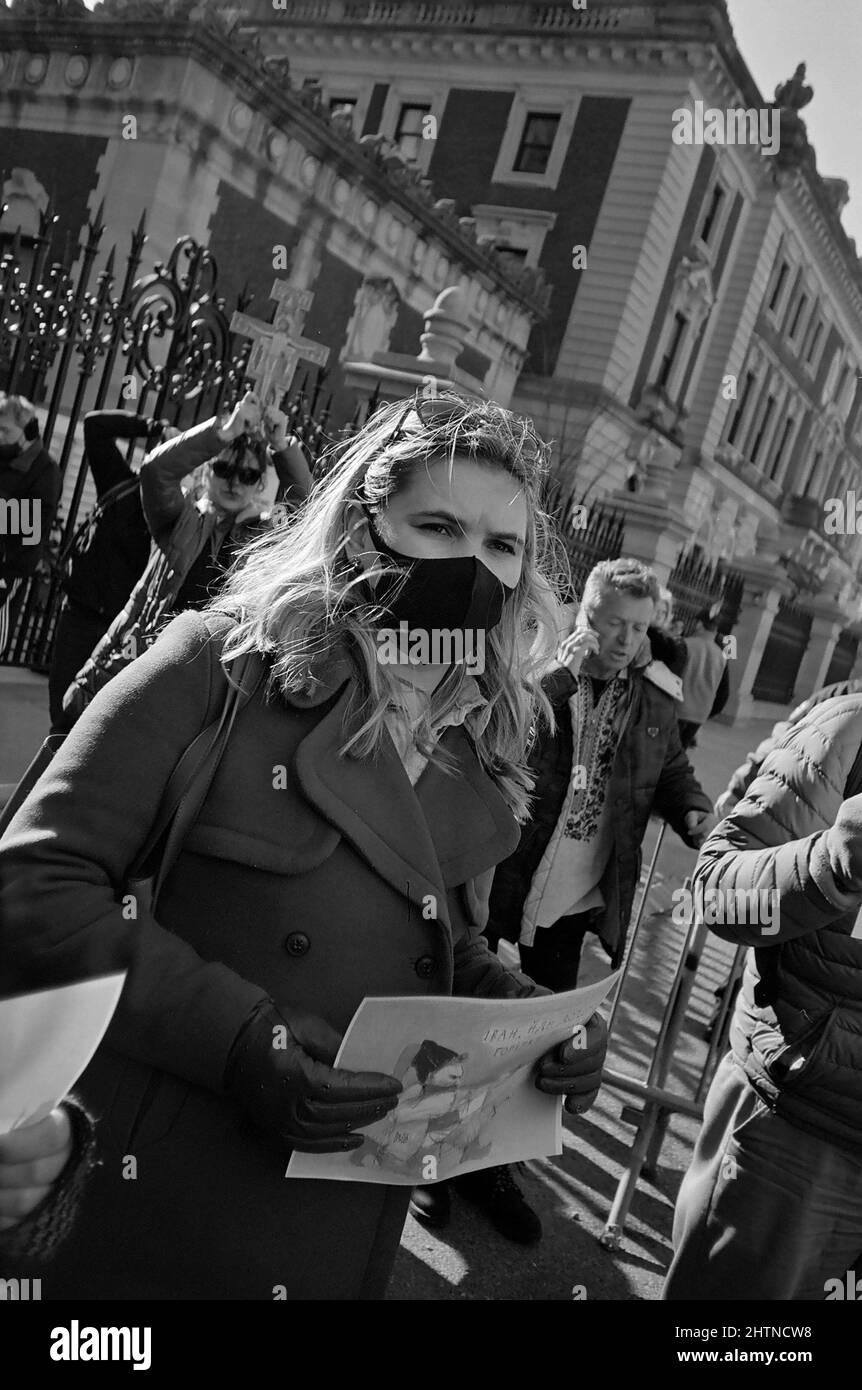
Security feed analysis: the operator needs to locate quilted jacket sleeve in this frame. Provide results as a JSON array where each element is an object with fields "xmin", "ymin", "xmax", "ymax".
[
  {"xmin": 692, "ymin": 694, "xmax": 862, "ymax": 947},
  {"xmin": 723, "ymin": 680, "xmax": 861, "ymax": 807}
]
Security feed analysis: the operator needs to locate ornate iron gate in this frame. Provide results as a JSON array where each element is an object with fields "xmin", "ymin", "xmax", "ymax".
[
  {"xmin": 544, "ymin": 481, "xmax": 626, "ymax": 602},
  {"xmin": 666, "ymin": 545, "xmax": 729, "ymax": 636},
  {"xmin": 0, "ymin": 206, "xmax": 340, "ymax": 669},
  {"xmin": 752, "ymin": 596, "xmax": 813, "ymax": 704}
]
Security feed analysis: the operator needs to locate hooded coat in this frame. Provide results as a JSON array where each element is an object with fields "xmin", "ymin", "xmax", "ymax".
[{"xmin": 0, "ymin": 609, "xmax": 542, "ymax": 1300}]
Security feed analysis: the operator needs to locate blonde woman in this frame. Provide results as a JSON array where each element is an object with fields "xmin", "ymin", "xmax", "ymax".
[{"xmin": 0, "ymin": 392, "xmax": 607, "ymax": 1300}]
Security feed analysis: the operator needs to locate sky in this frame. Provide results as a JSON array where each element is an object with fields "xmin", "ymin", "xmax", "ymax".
[{"xmin": 726, "ymin": 0, "xmax": 862, "ymax": 250}]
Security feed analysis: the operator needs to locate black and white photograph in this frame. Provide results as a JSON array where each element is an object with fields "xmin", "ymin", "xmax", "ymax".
[{"xmin": 0, "ymin": 0, "xmax": 860, "ymax": 1357}]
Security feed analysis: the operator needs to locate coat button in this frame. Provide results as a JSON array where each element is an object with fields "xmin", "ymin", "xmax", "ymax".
[
  {"xmin": 414, "ymin": 955, "xmax": 436, "ymax": 979},
  {"xmin": 284, "ymin": 932, "xmax": 311, "ymax": 957}
]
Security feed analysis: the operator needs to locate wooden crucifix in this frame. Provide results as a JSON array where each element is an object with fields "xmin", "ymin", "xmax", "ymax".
[{"xmin": 231, "ymin": 279, "xmax": 330, "ymax": 407}]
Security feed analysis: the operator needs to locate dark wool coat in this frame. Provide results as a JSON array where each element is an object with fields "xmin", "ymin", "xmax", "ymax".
[
  {"xmin": 488, "ymin": 652, "xmax": 713, "ymax": 967},
  {"xmin": 693, "ymin": 692, "xmax": 862, "ymax": 1155},
  {"xmin": 0, "ymin": 610, "xmax": 541, "ymax": 1300}
]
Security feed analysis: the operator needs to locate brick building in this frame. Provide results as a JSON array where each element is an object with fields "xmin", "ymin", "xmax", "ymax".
[{"xmin": 253, "ymin": 0, "xmax": 862, "ymax": 716}]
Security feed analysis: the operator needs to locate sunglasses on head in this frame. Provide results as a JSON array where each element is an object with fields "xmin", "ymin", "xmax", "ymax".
[
  {"xmin": 211, "ymin": 458, "xmax": 263, "ymax": 486},
  {"xmin": 381, "ymin": 391, "xmax": 542, "ymax": 464}
]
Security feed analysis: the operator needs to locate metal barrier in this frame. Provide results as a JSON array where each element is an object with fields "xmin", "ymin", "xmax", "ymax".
[{"xmin": 596, "ymin": 820, "xmax": 747, "ymax": 1250}]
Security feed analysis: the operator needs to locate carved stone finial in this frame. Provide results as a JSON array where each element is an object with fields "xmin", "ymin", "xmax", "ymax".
[
  {"xmin": 774, "ymin": 62, "xmax": 814, "ymax": 112},
  {"xmin": 417, "ymin": 285, "xmax": 470, "ymax": 372}
]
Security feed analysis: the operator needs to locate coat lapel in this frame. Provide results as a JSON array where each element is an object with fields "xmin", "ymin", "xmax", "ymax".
[
  {"xmin": 290, "ymin": 668, "xmax": 520, "ymax": 932},
  {"xmin": 292, "ymin": 680, "xmax": 452, "ymax": 930}
]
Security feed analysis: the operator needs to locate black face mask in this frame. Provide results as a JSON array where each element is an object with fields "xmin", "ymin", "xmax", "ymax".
[{"xmin": 362, "ymin": 507, "xmax": 515, "ymax": 635}]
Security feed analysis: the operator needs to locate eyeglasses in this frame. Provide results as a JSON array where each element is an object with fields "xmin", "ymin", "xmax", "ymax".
[{"xmin": 212, "ymin": 458, "xmax": 263, "ymax": 486}]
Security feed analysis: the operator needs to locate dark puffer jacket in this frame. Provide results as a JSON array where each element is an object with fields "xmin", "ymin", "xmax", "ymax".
[
  {"xmin": 694, "ymin": 692, "xmax": 862, "ymax": 1155},
  {"xmin": 488, "ymin": 640, "xmax": 712, "ymax": 967},
  {"xmin": 722, "ymin": 677, "xmax": 862, "ymax": 807}
]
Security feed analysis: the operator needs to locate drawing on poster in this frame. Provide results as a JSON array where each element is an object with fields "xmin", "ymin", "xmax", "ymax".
[{"xmin": 348, "ymin": 1038, "xmax": 534, "ymax": 1180}]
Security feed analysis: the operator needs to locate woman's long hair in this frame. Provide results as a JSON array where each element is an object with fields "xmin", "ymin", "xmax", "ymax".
[{"xmin": 214, "ymin": 393, "xmax": 569, "ymax": 821}]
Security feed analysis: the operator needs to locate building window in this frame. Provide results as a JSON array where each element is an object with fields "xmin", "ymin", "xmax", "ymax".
[
  {"xmin": 787, "ymin": 292, "xmax": 809, "ymax": 344},
  {"xmin": 749, "ymin": 394, "xmax": 777, "ymax": 465},
  {"xmin": 768, "ymin": 415, "xmax": 795, "ymax": 481},
  {"xmin": 513, "ymin": 112, "xmax": 561, "ymax": 175},
  {"xmin": 835, "ymin": 363, "xmax": 853, "ymax": 404},
  {"xmin": 767, "ymin": 259, "xmax": 789, "ymax": 314},
  {"xmin": 803, "ymin": 314, "xmax": 824, "ymax": 366},
  {"xmin": 726, "ymin": 369, "xmax": 756, "ymax": 446},
  {"xmin": 698, "ymin": 184, "xmax": 725, "ymax": 248},
  {"xmin": 801, "ymin": 448, "xmax": 823, "ymax": 496},
  {"xmin": 394, "ymin": 103, "xmax": 432, "ymax": 162},
  {"xmin": 656, "ymin": 312, "xmax": 688, "ymax": 392}
]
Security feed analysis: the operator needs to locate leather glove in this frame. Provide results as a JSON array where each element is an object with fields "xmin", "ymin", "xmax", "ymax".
[
  {"xmin": 533, "ymin": 1012, "xmax": 607, "ymax": 1116},
  {"xmin": 223, "ymin": 1000, "xmax": 402, "ymax": 1153}
]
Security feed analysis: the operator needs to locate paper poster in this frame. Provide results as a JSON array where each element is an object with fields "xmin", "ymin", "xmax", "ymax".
[
  {"xmin": 286, "ymin": 972, "xmax": 618, "ymax": 1186},
  {"xmin": 0, "ymin": 973, "xmax": 126, "ymax": 1133}
]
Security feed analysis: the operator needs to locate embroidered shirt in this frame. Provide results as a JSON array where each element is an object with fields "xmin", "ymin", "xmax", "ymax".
[{"xmin": 519, "ymin": 667, "xmax": 630, "ymax": 946}]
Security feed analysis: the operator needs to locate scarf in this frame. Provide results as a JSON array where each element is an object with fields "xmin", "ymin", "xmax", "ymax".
[{"xmin": 563, "ymin": 672, "xmax": 628, "ymax": 841}]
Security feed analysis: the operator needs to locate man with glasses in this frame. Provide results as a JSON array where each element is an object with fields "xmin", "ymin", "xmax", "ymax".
[{"xmin": 59, "ymin": 391, "xmax": 312, "ymax": 728}]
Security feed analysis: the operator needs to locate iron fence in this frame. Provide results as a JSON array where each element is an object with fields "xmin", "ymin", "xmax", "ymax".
[
  {"xmin": 0, "ymin": 208, "xmax": 344, "ymax": 669},
  {"xmin": 667, "ymin": 545, "xmax": 727, "ymax": 636},
  {"xmin": 544, "ymin": 479, "xmax": 626, "ymax": 602},
  {"xmin": 824, "ymin": 627, "xmax": 859, "ymax": 687},
  {"xmin": 752, "ymin": 595, "xmax": 813, "ymax": 704}
]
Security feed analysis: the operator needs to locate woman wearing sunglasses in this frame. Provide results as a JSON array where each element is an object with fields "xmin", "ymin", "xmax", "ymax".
[
  {"xmin": 0, "ymin": 392, "xmax": 608, "ymax": 1299},
  {"xmin": 58, "ymin": 390, "xmax": 312, "ymax": 729}
]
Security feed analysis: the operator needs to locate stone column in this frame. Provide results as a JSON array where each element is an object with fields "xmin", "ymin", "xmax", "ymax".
[
  {"xmin": 715, "ymin": 556, "xmax": 793, "ymax": 724},
  {"xmin": 792, "ymin": 596, "xmax": 850, "ymax": 699}
]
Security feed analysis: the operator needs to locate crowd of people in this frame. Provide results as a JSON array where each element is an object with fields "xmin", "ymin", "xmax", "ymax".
[{"xmin": 1, "ymin": 383, "xmax": 859, "ymax": 1302}]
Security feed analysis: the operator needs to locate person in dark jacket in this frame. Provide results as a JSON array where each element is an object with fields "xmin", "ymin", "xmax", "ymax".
[
  {"xmin": 702, "ymin": 674, "xmax": 862, "ymax": 1045},
  {"xmin": 0, "ymin": 391, "xmax": 608, "ymax": 1301},
  {"xmin": 58, "ymin": 390, "xmax": 313, "ymax": 730},
  {"xmin": 47, "ymin": 411, "xmax": 180, "ymax": 730},
  {"xmin": 412, "ymin": 559, "xmax": 713, "ymax": 1242},
  {"xmin": 664, "ymin": 691, "xmax": 862, "ymax": 1300},
  {"xmin": 0, "ymin": 394, "xmax": 61, "ymax": 657}
]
